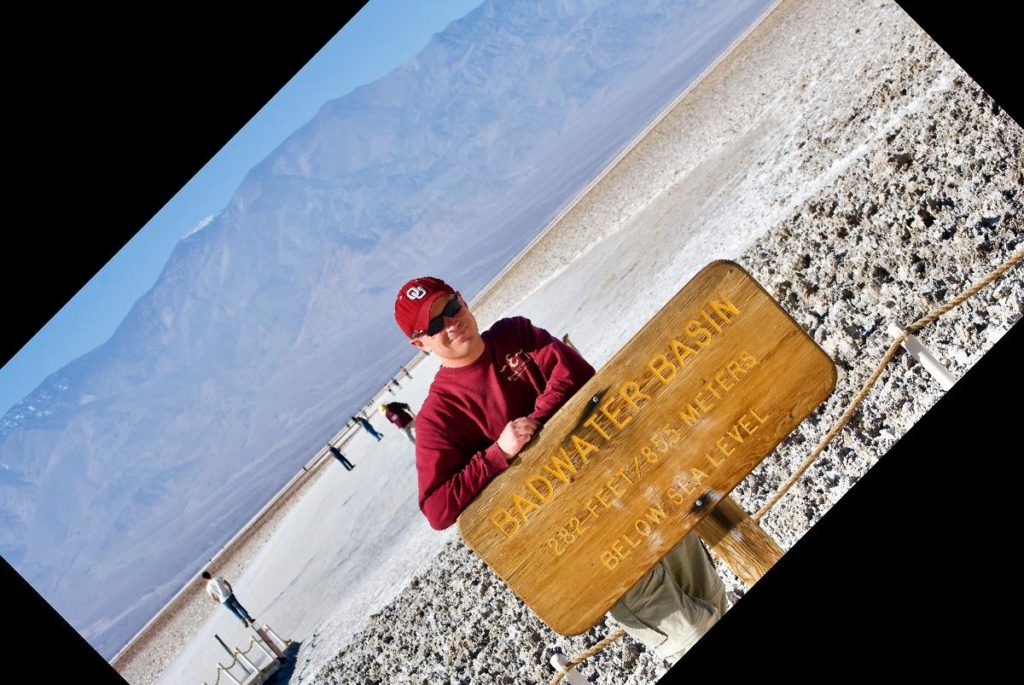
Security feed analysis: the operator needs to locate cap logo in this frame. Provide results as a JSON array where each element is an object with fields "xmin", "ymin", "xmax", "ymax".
[{"xmin": 406, "ymin": 285, "xmax": 428, "ymax": 300}]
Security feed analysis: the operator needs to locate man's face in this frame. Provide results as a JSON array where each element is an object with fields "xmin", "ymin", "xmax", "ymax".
[{"xmin": 409, "ymin": 292, "xmax": 484, "ymax": 367}]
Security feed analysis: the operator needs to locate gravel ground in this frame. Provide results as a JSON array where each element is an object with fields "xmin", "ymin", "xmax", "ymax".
[{"xmin": 305, "ymin": 1, "xmax": 1022, "ymax": 683}]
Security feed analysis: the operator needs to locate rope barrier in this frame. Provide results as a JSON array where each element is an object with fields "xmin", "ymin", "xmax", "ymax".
[
  {"xmin": 206, "ymin": 625, "xmax": 292, "ymax": 685},
  {"xmin": 247, "ymin": 632, "xmax": 277, "ymax": 662},
  {"xmin": 236, "ymin": 650, "xmax": 259, "ymax": 677},
  {"xmin": 751, "ymin": 244, "xmax": 1022, "ymax": 523},
  {"xmin": 544, "ymin": 244, "xmax": 1022, "ymax": 683},
  {"xmin": 209, "ymin": 661, "xmax": 243, "ymax": 685},
  {"xmin": 549, "ymin": 629, "xmax": 626, "ymax": 685}
]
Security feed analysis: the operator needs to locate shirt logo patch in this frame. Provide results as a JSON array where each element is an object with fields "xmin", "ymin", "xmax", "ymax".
[{"xmin": 499, "ymin": 350, "xmax": 533, "ymax": 382}]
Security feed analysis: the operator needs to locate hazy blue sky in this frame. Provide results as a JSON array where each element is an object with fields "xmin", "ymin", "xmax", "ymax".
[{"xmin": 0, "ymin": 0, "xmax": 483, "ymax": 417}]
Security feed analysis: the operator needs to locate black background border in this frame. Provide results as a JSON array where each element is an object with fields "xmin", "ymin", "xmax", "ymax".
[{"xmin": 4, "ymin": 3, "xmax": 1019, "ymax": 682}]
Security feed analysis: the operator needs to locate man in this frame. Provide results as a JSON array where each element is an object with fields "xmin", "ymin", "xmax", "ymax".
[
  {"xmin": 327, "ymin": 443, "xmax": 355, "ymax": 471},
  {"xmin": 351, "ymin": 414, "xmax": 384, "ymax": 441},
  {"xmin": 379, "ymin": 401, "xmax": 416, "ymax": 443},
  {"xmin": 202, "ymin": 570, "xmax": 256, "ymax": 627},
  {"xmin": 394, "ymin": 276, "xmax": 726, "ymax": 664}
]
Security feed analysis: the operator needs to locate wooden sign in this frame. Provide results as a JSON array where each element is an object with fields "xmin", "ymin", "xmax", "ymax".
[{"xmin": 458, "ymin": 260, "xmax": 836, "ymax": 635}]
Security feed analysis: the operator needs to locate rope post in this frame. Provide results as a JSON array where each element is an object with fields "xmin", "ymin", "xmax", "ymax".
[
  {"xmin": 260, "ymin": 624, "xmax": 290, "ymax": 651},
  {"xmin": 886, "ymin": 322, "xmax": 957, "ymax": 390},
  {"xmin": 251, "ymin": 624, "xmax": 288, "ymax": 659},
  {"xmin": 550, "ymin": 653, "xmax": 590, "ymax": 684},
  {"xmin": 214, "ymin": 634, "xmax": 254, "ymax": 678},
  {"xmin": 247, "ymin": 633, "xmax": 277, "ymax": 662},
  {"xmin": 695, "ymin": 495, "xmax": 784, "ymax": 586},
  {"xmin": 235, "ymin": 650, "xmax": 259, "ymax": 678},
  {"xmin": 548, "ymin": 630, "xmax": 625, "ymax": 685}
]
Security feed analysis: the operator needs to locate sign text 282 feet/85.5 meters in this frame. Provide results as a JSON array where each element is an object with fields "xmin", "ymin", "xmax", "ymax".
[{"xmin": 459, "ymin": 260, "xmax": 836, "ymax": 635}]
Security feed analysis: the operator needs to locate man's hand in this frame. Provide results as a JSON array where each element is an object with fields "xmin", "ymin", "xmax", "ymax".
[{"xmin": 497, "ymin": 417, "xmax": 541, "ymax": 460}]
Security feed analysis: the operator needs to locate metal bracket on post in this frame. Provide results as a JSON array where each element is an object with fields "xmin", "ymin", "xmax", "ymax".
[
  {"xmin": 550, "ymin": 652, "xmax": 591, "ymax": 684},
  {"xmin": 887, "ymin": 322, "xmax": 958, "ymax": 390}
]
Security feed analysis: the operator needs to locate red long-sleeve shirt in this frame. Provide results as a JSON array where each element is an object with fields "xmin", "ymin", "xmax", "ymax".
[{"xmin": 415, "ymin": 316, "xmax": 595, "ymax": 530}]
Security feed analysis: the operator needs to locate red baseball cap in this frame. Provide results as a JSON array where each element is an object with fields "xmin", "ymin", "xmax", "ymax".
[{"xmin": 394, "ymin": 276, "xmax": 455, "ymax": 338}]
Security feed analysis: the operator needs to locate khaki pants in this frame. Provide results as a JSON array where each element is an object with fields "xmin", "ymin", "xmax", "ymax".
[{"xmin": 608, "ymin": 532, "xmax": 726, "ymax": 663}]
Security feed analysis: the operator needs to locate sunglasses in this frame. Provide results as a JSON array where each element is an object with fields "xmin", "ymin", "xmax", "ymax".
[{"xmin": 414, "ymin": 293, "xmax": 463, "ymax": 337}]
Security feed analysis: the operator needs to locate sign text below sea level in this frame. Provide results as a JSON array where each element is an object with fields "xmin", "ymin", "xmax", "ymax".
[{"xmin": 457, "ymin": 260, "xmax": 837, "ymax": 636}]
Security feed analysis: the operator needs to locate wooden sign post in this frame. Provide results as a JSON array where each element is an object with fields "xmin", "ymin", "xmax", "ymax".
[{"xmin": 459, "ymin": 260, "xmax": 836, "ymax": 635}]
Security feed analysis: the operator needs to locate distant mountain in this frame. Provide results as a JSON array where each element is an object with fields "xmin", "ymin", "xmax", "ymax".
[{"xmin": 0, "ymin": 0, "xmax": 772, "ymax": 657}]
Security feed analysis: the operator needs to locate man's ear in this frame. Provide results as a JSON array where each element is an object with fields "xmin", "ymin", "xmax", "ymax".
[{"xmin": 410, "ymin": 337, "xmax": 426, "ymax": 351}]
